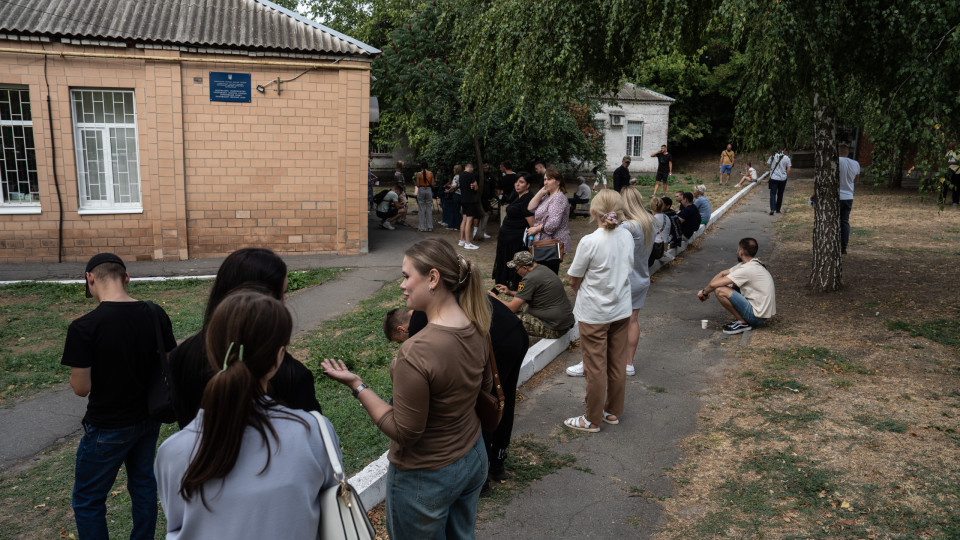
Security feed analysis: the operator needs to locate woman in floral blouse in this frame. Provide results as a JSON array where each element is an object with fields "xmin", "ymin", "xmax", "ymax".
[{"xmin": 526, "ymin": 168, "xmax": 571, "ymax": 274}]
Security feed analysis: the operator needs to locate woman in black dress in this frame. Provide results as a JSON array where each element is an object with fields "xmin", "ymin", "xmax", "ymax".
[{"xmin": 492, "ymin": 174, "xmax": 535, "ymax": 288}]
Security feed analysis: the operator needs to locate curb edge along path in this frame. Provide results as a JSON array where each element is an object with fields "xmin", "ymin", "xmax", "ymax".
[
  {"xmin": 349, "ymin": 179, "xmax": 766, "ymax": 509},
  {"xmin": 474, "ymin": 178, "xmax": 779, "ymax": 539},
  {"xmin": 0, "ymin": 220, "xmax": 421, "ymax": 472}
]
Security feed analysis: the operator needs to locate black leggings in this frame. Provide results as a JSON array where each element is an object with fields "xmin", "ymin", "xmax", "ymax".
[{"xmin": 483, "ymin": 326, "xmax": 529, "ymax": 464}]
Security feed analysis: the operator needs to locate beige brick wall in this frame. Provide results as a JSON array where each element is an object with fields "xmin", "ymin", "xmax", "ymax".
[{"xmin": 0, "ymin": 40, "xmax": 370, "ymax": 263}]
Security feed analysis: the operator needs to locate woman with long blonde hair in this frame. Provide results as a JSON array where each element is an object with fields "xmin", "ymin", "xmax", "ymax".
[
  {"xmin": 322, "ymin": 238, "xmax": 492, "ymax": 539},
  {"xmin": 619, "ymin": 188, "xmax": 654, "ymax": 377},
  {"xmin": 563, "ymin": 190, "xmax": 633, "ymax": 432}
]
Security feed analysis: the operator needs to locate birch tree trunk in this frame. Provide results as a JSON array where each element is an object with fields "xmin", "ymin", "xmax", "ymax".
[{"xmin": 810, "ymin": 87, "xmax": 842, "ymax": 291}]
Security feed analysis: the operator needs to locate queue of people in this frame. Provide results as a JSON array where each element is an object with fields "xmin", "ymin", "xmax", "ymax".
[{"xmin": 63, "ymin": 158, "xmax": 783, "ymax": 539}]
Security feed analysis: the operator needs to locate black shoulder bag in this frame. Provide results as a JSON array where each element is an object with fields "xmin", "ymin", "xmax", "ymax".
[{"xmin": 144, "ymin": 301, "xmax": 177, "ymax": 424}]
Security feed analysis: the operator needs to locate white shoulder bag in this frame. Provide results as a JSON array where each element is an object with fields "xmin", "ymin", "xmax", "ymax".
[{"xmin": 309, "ymin": 411, "xmax": 375, "ymax": 540}]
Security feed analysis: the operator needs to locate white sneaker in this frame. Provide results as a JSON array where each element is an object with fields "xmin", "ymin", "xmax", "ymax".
[
  {"xmin": 483, "ymin": 233, "xmax": 491, "ymax": 239},
  {"xmin": 458, "ymin": 240, "xmax": 465, "ymax": 246},
  {"xmin": 626, "ymin": 364, "xmax": 635, "ymax": 376},
  {"xmin": 439, "ymin": 222, "xmax": 449, "ymax": 227},
  {"xmin": 382, "ymin": 220, "xmax": 395, "ymax": 230},
  {"xmin": 463, "ymin": 243, "xmax": 479, "ymax": 250},
  {"xmin": 566, "ymin": 362, "xmax": 584, "ymax": 377}
]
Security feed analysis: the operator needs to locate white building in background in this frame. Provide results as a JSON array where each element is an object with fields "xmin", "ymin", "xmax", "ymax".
[{"xmin": 596, "ymin": 82, "xmax": 674, "ymax": 175}]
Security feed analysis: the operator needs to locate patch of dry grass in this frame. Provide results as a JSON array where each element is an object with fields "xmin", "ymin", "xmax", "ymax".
[{"xmin": 656, "ymin": 180, "xmax": 960, "ymax": 538}]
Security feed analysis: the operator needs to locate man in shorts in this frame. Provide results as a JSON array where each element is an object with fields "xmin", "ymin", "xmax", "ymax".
[
  {"xmin": 61, "ymin": 253, "xmax": 176, "ymax": 539},
  {"xmin": 490, "ymin": 251, "xmax": 575, "ymax": 339},
  {"xmin": 697, "ymin": 238, "xmax": 776, "ymax": 334},
  {"xmin": 458, "ymin": 163, "xmax": 480, "ymax": 249},
  {"xmin": 651, "ymin": 145, "xmax": 673, "ymax": 197},
  {"xmin": 719, "ymin": 143, "xmax": 735, "ymax": 185}
]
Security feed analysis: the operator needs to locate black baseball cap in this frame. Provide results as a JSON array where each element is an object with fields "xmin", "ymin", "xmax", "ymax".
[{"xmin": 84, "ymin": 253, "xmax": 125, "ymax": 298}]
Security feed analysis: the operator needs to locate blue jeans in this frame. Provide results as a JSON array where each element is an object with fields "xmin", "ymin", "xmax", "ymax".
[
  {"xmin": 728, "ymin": 291, "xmax": 765, "ymax": 327},
  {"xmin": 769, "ymin": 180, "xmax": 786, "ymax": 212},
  {"xmin": 839, "ymin": 199, "xmax": 853, "ymax": 250},
  {"xmin": 73, "ymin": 419, "xmax": 160, "ymax": 540},
  {"xmin": 385, "ymin": 435, "xmax": 487, "ymax": 540},
  {"xmin": 443, "ymin": 192, "xmax": 462, "ymax": 227}
]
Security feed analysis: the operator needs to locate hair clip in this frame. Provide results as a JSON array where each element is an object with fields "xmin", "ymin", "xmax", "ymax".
[
  {"xmin": 222, "ymin": 342, "xmax": 244, "ymax": 372},
  {"xmin": 457, "ymin": 254, "xmax": 470, "ymax": 285}
]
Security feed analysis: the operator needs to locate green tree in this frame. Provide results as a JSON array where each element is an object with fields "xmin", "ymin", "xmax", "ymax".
[
  {"xmin": 457, "ymin": 0, "xmax": 959, "ymax": 292},
  {"xmin": 373, "ymin": 1, "xmax": 605, "ymax": 188}
]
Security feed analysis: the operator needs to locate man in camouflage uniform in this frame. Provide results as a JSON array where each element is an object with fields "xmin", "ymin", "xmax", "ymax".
[{"xmin": 490, "ymin": 251, "xmax": 575, "ymax": 339}]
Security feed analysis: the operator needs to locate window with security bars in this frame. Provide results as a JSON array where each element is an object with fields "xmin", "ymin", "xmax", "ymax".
[
  {"xmin": 625, "ymin": 121, "xmax": 643, "ymax": 157},
  {"xmin": 71, "ymin": 90, "xmax": 141, "ymax": 210},
  {"xmin": 0, "ymin": 88, "xmax": 39, "ymax": 205}
]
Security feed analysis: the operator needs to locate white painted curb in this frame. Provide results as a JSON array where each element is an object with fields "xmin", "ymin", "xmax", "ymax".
[
  {"xmin": 0, "ymin": 275, "xmax": 217, "ymax": 286},
  {"xmin": 349, "ymin": 178, "xmax": 765, "ymax": 509}
]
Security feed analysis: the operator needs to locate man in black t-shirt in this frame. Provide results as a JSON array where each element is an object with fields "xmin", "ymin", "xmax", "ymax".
[
  {"xmin": 613, "ymin": 156, "xmax": 632, "ymax": 192},
  {"xmin": 498, "ymin": 161, "xmax": 518, "ymax": 199},
  {"xmin": 677, "ymin": 192, "xmax": 702, "ymax": 239},
  {"xmin": 61, "ymin": 253, "xmax": 176, "ymax": 539},
  {"xmin": 651, "ymin": 145, "xmax": 673, "ymax": 197}
]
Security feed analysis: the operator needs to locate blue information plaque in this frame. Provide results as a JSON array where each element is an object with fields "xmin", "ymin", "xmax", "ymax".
[{"xmin": 209, "ymin": 72, "xmax": 251, "ymax": 103}]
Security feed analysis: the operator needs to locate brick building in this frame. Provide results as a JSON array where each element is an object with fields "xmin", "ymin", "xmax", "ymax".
[{"xmin": 0, "ymin": 0, "xmax": 377, "ymax": 263}]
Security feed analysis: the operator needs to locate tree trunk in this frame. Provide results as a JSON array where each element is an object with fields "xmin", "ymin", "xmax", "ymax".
[
  {"xmin": 886, "ymin": 150, "xmax": 904, "ymax": 188},
  {"xmin": 809, "ymin": 88, "xmax": 843, "ymax": 292}
]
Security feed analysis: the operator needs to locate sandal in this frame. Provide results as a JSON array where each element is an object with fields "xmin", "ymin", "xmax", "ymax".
[
  {"xmin": 563, "ymin": 415, "xmax": 600, "ymax": 433},
  {"xmin": 602, "ymin": 411, "xmax": 619, "ymax": 425}
]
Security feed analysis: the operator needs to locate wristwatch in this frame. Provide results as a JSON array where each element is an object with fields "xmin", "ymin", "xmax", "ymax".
[{"xmin": 352, "ymin": 383, "xmax": 368, "ymax": 398}]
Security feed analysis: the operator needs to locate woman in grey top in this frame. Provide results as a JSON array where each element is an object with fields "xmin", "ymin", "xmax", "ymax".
[
  {"xmin": 619, "ymin": 188, "xmax": 654, "ymax": 377},
  {"xmin": 155, "ymin": 291, "xmax": 339, "ymax": 539}
]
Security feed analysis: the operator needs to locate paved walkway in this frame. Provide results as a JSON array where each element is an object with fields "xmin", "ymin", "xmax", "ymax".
[
  {"xmin": 0, "ymin": 215, "xmax": 423, "ymax": 471},
  {"xmin": 477, "ymin": 185, "xmax": 779, "ymax": 538}
]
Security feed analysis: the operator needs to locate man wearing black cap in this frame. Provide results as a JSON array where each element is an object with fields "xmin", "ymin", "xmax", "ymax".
[{"xmin": 61, "ymin": 253, "xmax": 176, "ymax": 539}]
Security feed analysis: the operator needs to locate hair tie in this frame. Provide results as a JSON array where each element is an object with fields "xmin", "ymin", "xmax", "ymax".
[
  {"xmin": 457, "ymin": 254, "xmax": 470, "ymax": 285},
  {"xmin": 221, "ymin": 342, "xmax": 244, "ymax": 372},
  {"xmin": 603, "ymin": 212, "xmax": 620, "ymax": 225}
]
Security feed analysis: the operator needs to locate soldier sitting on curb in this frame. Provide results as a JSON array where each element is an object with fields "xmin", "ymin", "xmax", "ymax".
[{"xmin": 489, "ymin": 251, "xmax": 575, "ymax": 339}]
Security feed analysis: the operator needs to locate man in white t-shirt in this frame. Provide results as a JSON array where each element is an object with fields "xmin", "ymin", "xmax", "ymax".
[
  {"xmin": 766, "ymin": 147, "xmax": 792, "ymax": 215},
  {"xmin": 838, "ymin": 144, "xmax": 860, "ymax": 255},
  {"xmin": 697, "ymin": 237, "xmax": 776, "ymax": 334}
]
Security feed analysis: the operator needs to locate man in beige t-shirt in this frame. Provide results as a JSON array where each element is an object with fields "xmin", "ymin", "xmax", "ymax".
[{"xmin": 697, "ymin": 237, "xmax": 776, "ymax": 334}]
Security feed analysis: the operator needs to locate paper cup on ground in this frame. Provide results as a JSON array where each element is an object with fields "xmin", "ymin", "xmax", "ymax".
[{"xmin": 701, "ymin": 320, "xmax": 709, "ymax": 329}]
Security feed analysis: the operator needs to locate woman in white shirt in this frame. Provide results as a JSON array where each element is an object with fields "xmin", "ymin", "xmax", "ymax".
[
  {"xmin": 155, "ymin": 290, "xmax": 339, "ymax": 539},
  {"xmin": 564, "ymin": 189, "xmax": 634, "ymax": 432}
]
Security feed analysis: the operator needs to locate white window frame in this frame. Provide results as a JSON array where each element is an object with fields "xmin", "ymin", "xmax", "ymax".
[
  {"xmin": 0, "ymin": 86, "xmax": 41, "ymax": 215},
  {"xmin": 71, "ymin": 89, "xmax": 143, "ymax": 214},
  {"xmin": 625, "ymin": 121, "xmax": 644, "ymax": 158}
]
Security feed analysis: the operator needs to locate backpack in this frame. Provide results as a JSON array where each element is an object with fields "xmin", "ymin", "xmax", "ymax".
[
  {"xmin": 666, "ymin": 212, "xmax": 683, "ymax": 248},
  {"xmin": 373, "ymin": 189, "xmax": 390, "ymax": 206}
]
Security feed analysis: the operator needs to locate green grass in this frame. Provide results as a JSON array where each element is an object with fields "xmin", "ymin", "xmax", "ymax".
[
  {"xmin": 757, "ymin": 377, "xmax": 807, "ymax": 393},
  {"xmin": 0, "ymin": 423, "xmax": 181, "ymax": 540},
  {"xmin": 0, "ymin": 269, "xmax": 345, "ymax": 404},
  {"xmin": 647, "ymin": 385, "xmax": 668, "ymax": 393},
  {"xmin": 0, "ymin": 280, "xmax": 210, "ymax": 402},
  {"xmin": 763, "ymin": 346, "xmax": 875, "ymax": 374},
  {"xmin": 297, "ymin": 280, "xmax": 405, "ymax": 474},
  {"xmin": 853, "ymin": 413, "xmax": 908, "ymax": 433},
  {"xmin": 886, "ymin": 318, "xmax": 960, "ymax": 349},
  {"xmin": 478, "ymin": 435, "xmax": 576, "ymax": 516},
  {"xmin": 286, "ymin": 267, "xmax": 347, "ymax": 293}
]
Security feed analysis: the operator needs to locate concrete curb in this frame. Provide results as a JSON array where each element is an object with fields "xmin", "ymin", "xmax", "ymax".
[{"xmin": 348, "ymin": 178, "xmax": 764, "ymax": 509}]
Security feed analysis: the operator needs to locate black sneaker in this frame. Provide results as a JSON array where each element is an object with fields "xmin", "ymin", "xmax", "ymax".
[
  {"xmin": 479, "ymin": 481, "xmax": 493, "ymax": 498},
  {"xmin": 489, "ymin": 460, "xmax": 507, "ymax": 482},
  {"xmin": 722, "ymin": 320, "xmax": 752, "ymax": 334}
]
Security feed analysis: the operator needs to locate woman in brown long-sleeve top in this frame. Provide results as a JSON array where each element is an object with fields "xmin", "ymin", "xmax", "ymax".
[{"xmin": 322, "ymin": 238, "xmax": 492, "ymax": 540}]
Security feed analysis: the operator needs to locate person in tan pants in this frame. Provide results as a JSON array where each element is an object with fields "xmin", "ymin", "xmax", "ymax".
[{"xmin": 563, "ymin": 190, "xmax": 635, "ymax": 432}]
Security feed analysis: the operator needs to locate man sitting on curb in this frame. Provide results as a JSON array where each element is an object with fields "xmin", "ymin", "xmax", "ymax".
[
  {"xmin": 376, "ymin": 182, "xmax": 405, "ymax": 230},
  {"xmin": 697, "ymin": 237, "xmax": 776, "ymax": 334},
  {"xmin": 490, "ymin": 251, "xmax": 575, "ymax": 339},
  {"xmin": 677, "ymin": 192, "xmax": 702, "ymax": 239},
  {"xmin": 693, "ymin": 184, "xmax": 711, "ymax": 224}
]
